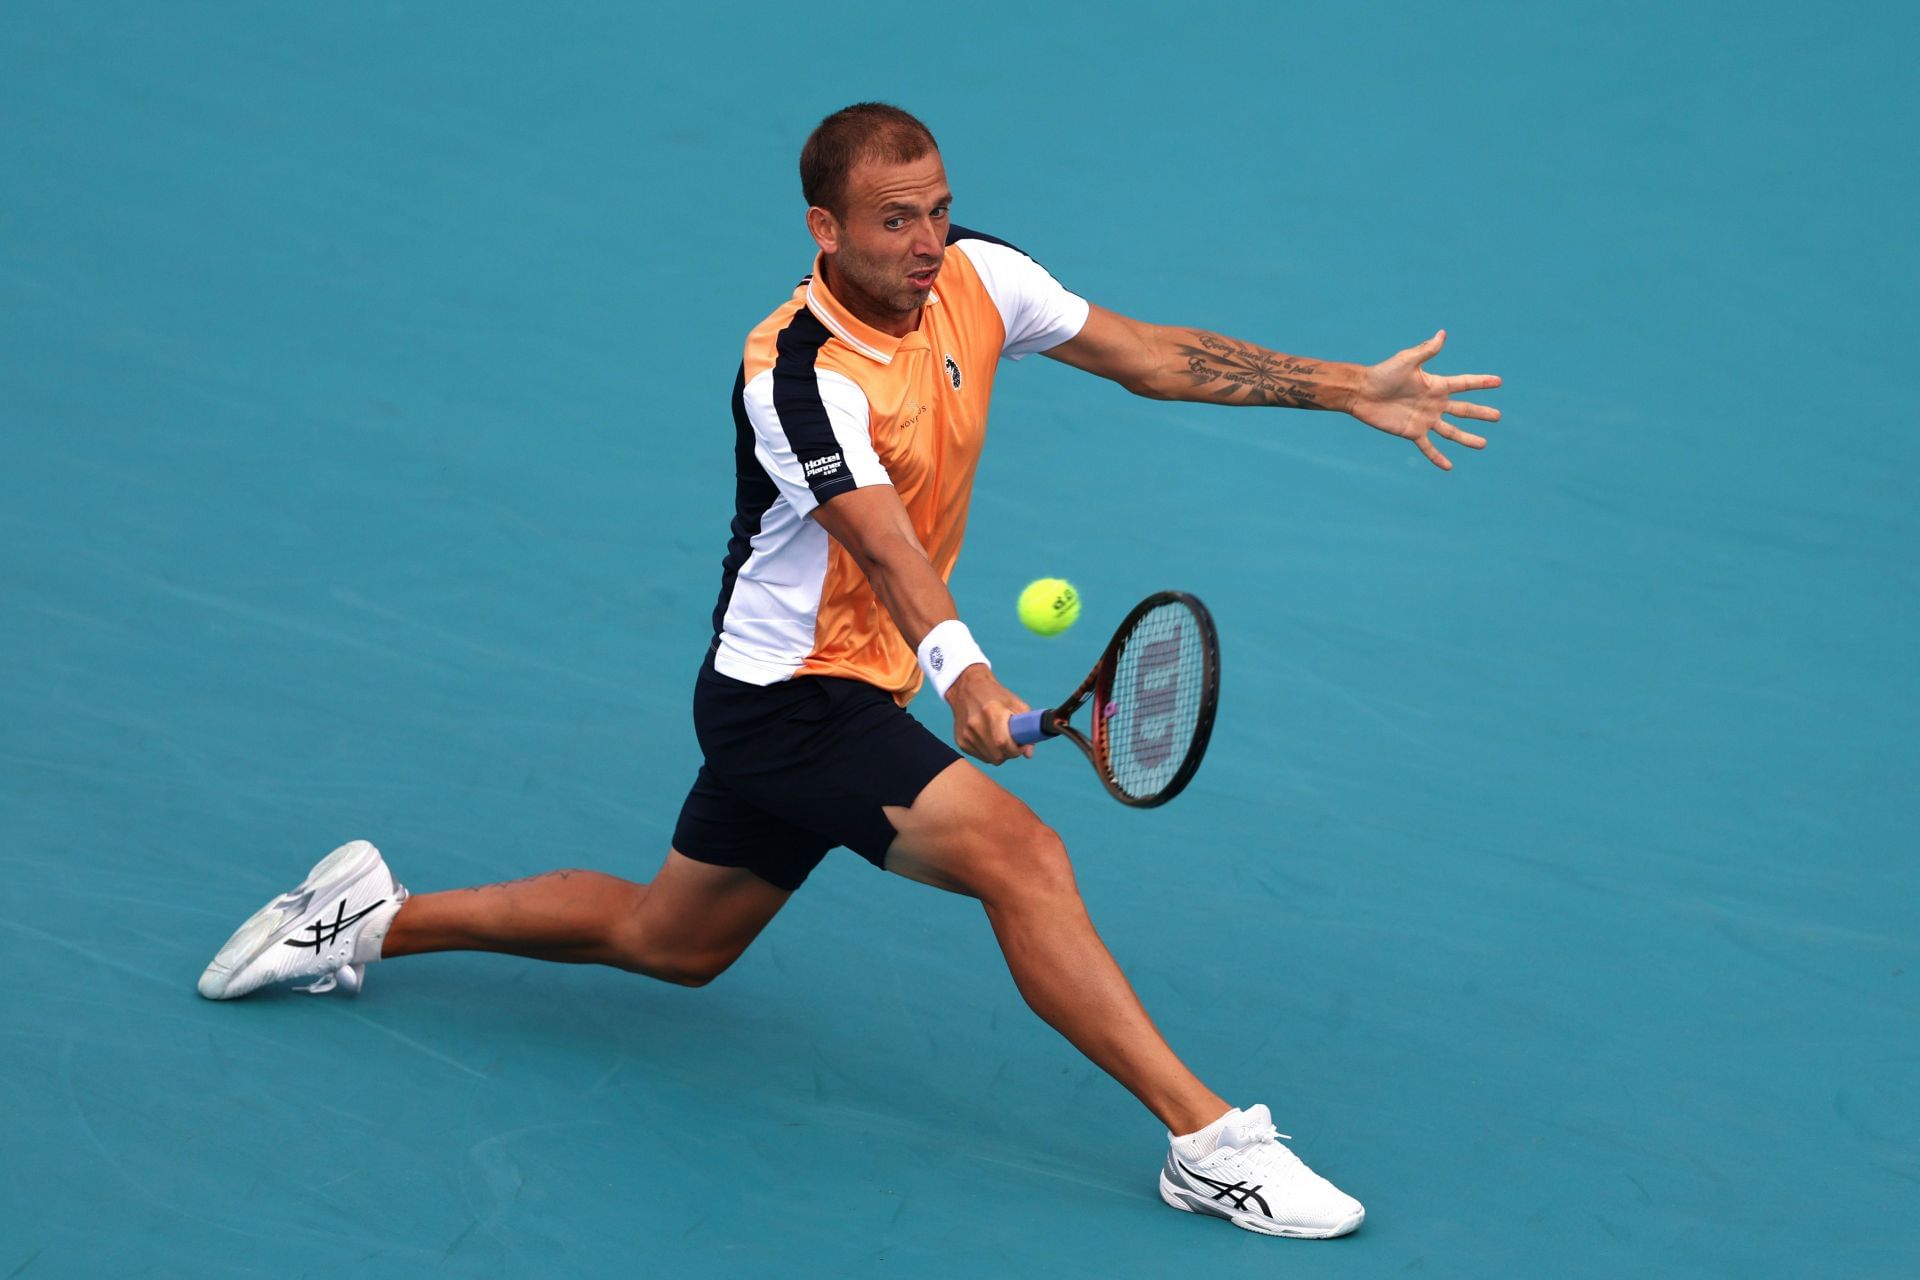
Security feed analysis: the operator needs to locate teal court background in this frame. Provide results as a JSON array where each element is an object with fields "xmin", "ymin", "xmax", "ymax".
[{"xmin": 3, "ymin": 4, "xmax": 1915, "ymax": 1276}]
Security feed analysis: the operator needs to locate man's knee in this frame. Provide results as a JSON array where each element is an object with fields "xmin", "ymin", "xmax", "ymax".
[
  {"xmin": 649, "ymin": 953, "xmax": 730, "ymax": 987},
  {"xmin": 627, "ymin": 945, "xmax": 738, "ymax": 987},
  {"xmin": 605, "ymin": 920, "xmax": 739, "ymax": 987},
  {"xmin": 974, "ymin": 819, "xmax": 1079, "ymax": 906}
]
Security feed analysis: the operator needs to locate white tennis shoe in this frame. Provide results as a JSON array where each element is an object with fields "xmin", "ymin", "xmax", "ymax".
[
  {"xmin": 1159, "ymin": 1104, "xmax": 1365, "ymax": 1238},
  {"xmin": 197, "ymin": 840, "xmax": 406, "ymax": 1000}
]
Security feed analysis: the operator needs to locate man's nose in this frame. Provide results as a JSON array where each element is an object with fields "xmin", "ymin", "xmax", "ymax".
[{"xmin": 911, "ymin": 217, "xmax": 942, "ymax": 259}]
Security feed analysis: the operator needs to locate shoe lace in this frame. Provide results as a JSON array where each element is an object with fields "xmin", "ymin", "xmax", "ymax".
[
  {"xmin": 1218, "ymin": 1107, "xmax": 1306, "ymax": 1174},
  {"xmin": 1221, "ymin": 1109, "xmax": 1288, "ymax": 1149}
]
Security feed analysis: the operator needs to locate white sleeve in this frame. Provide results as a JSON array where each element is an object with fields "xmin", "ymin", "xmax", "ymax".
[
  {"xmin": 954, "ymin": 236, "xmax": 1091, "ymax": 361},
  {"xmin": 740, "ymin": 367, "xmax": 891, "ymax": 517}
]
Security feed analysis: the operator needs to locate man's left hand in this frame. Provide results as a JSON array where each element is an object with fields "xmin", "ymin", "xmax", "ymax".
[{"xmin": 1350, "ymin": 330, "xmax": 1503, "ymax": 471}]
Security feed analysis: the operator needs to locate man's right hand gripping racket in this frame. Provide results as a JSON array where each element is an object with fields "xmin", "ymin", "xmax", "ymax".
[{"xmin": 1010, "ymin": 591, "xmax": 1220, "ymax": 807}]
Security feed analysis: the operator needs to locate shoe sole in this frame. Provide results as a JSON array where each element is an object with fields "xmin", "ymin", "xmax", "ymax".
[
  {"xmin": 1159, "ymin": 1172, "xmax": 1364, "ymax": 1239},
  {"xmin": 198, "ymin": 841, "xmax": 386, "ymax": 999}
]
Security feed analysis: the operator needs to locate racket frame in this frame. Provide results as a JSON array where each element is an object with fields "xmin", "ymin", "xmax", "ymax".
[{"xmin": 1029, "ymin": 590, "xmax": 1220, "ymax": 808}]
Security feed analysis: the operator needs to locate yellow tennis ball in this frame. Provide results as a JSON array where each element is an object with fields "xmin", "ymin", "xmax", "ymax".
[{"xmin": 1018, "ymin": 578, "xmax": 1080, "ymax": 636}]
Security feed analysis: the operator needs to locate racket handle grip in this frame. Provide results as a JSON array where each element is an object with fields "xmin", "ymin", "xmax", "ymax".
[{"xmin": 1010, "ymin": 709, "xmax": 1056, "ymax": 746}]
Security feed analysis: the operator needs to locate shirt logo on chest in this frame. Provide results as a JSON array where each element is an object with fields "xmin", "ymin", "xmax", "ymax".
[{"xmin": 944, "ymin": 354, "xmax": 963, "ymax": 391}]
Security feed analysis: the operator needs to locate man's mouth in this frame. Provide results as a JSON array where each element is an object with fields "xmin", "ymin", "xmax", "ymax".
[{"xmin": 907, "ymin": 265, "xmax": 939, "ymax": 289}]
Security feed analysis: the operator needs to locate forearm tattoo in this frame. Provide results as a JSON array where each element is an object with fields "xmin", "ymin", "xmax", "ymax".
[{"xmin": 1174, "ymin": 331, "xmax": 1324, "ymax": 407}]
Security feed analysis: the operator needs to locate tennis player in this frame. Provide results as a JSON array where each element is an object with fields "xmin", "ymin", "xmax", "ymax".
[{"xmin": 199, "ymin": 103, "xmax": 1500, "ymax": 1239}]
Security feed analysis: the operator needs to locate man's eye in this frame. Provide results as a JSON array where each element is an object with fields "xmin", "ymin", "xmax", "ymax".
[
  {"xmin": 885, "ymin": 218, "xmax": 906, "ymax": 231},
  {"xmin": 931, "ymin": 206, "xmax": 948, "ymax": 220}
]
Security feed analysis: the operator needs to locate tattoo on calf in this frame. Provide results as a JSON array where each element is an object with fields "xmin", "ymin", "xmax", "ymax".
[
  {"xmin": 1176, "ymin": 331, "xmax": 1322, "ymax": 407},
  {"xmin": 463, "ymin": 869, "xmax": 578, "ymax": 893}
]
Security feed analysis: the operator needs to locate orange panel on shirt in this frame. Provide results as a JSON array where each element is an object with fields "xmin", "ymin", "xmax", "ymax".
[{"xmin": 738, "ymin": 246, "xmax": 1007, "ymax": 703}]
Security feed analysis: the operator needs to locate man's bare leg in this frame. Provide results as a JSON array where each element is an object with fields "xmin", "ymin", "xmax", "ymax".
[
  {"xmin": 884, "ymin": 761, "xmax": 1230, "ymax": 1135},
  {"xmin": 380, "ymin": 850, "xmax": 791, "ymax": 987}
]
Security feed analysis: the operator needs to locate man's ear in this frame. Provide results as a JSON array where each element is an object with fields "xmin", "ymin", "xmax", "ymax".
[{"xmin": 806, "ymin": 205, "xmax": 840, "ymax": 255}]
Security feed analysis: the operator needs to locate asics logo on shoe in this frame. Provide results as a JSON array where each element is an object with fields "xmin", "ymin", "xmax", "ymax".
[
  {"xmin": 1176, "ymin": 1158, "xmax": 1272, "ymax": 1217},
  {"xmin": 282, "ymin": 898, "xmax": 387, "ymax": 952}
]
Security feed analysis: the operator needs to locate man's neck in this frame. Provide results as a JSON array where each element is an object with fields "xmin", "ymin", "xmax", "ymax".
[{"xmin": 819, "ymin": 256, "xmax": 920, "ymax": 339}]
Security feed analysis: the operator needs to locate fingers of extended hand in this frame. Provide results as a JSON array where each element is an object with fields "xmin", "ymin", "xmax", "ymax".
[
  {"xmin": 1444, "ymin": 373, "xmax": 1501, "ymax": 393},
  {"xmin": 1415, "ymin": 433, "xmax": 1452, "ymax": 470},
  {"xmin": 1393, "ymin": 330, "xmax": 1443, "ymax": 366},
  {"xmin": 1435, "ymin": 421, "xmax": 1487, "ymax": 449},
  {"xmin": 1444, "ymin": 398, "xmax": 1500, "ymax": 422}
]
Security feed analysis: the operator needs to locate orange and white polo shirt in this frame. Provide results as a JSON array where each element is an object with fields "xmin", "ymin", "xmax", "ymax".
[{"xmin": 708, "ymin": 226, "xmax": 1089, "ymax": 703}]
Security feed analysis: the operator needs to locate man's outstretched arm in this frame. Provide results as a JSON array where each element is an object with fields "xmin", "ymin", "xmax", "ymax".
[{"xmin": 1044, "ymin": 303, "xmax": 1503, "ymax": 470}]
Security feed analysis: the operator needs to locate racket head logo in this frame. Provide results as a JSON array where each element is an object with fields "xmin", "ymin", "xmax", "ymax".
[{"xmin": 1123, "ymin": 632, "xmax": 1185, "ymax": 771}]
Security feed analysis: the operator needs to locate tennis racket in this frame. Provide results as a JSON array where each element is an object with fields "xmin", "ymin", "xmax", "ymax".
[{"xmin": 1009, "ymin": 591, "xmax": 1220, "ymax": 807}]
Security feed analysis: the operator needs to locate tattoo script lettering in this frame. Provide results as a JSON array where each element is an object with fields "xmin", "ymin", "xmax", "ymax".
[
  {"xmin": 1174, "ymin": 332, "xmax": 1322, "ymax": 407},
  {"xmin": 462, "ymin": 869, "xmax": 578, "ymax": 893}
]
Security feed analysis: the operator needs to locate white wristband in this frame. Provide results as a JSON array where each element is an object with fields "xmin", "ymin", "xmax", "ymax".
[{"xmin": 916, "ymin": 619, "xmax": 991, "ymax": 700}]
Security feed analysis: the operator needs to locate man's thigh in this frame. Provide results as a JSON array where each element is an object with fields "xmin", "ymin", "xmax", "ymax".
[
  {"xmin": 882, "ymin": 760, "xmax": 1068, "ymax": 900},
  {"xmin": 630, "ymin": 849, "xmax": 793, "ymax": 970}
]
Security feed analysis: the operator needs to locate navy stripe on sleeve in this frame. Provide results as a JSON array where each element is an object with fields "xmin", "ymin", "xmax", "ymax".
[
  {"xmin": 770, "ymin": 308, "xmax": 860, "ymax": 503},
  {"xmin": 946, "ymin": 223, "xmax": 1042, "ymax": 266}
]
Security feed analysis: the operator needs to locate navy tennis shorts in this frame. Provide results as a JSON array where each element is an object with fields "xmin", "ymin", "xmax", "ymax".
[{"xmin": 671, "ymin": 656, "xmax": 962, "ymax": 891}]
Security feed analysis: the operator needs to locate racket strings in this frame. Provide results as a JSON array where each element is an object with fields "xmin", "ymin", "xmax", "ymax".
[{"xmin": 1103, "ymin": 601, "xmax": 1207, "ymax": 800}]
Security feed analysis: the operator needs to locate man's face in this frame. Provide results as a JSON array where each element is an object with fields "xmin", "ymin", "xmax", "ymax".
[{"xmin": 811, "ymin": 151, "xmax": 952, "ymax": 326}]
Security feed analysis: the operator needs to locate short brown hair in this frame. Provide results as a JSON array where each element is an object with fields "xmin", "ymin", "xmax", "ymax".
[{"xmin": 800, "ymin": 103, "xmax": 939, "ymax": 216}]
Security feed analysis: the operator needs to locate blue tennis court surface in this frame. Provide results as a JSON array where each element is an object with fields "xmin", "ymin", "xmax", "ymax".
[{"xmin": 4, "ymin": 4, "xmax": 1915, "ymax": 1276}]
